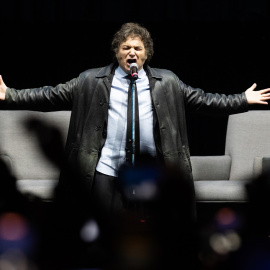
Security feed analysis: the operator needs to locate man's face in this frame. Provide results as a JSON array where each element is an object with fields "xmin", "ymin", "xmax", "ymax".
[{"xmin": 116, "ymin": 36, "xmax": 147, "ymax": 74}]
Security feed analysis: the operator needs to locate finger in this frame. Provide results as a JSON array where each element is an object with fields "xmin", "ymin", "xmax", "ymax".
[
  {"xmin": 0, "ymin": 75, "xmax": 5, "ymax": 86},
  {"xmin": 260, "ymin": 96, "xmax": 270, "ymax": 100},
  {"xmin": 249, "ymin": 83, "xmax": 257, "ymax": 91},
  {"xmin": 261, "ymin": 97, "xmax": 270, "ymax": 102},
  {"xmin": 258, "ymin": 101, "xmax": 269, "ymax": 105},
  {"xmin": 259, "ymin": 88, "xmax": 270, "ymax": 94}
]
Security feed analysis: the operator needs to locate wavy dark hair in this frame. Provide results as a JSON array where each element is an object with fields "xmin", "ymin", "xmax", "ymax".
[{"xmin": 111, "ymin": 22, "xmax": 154, "ymax": 64}]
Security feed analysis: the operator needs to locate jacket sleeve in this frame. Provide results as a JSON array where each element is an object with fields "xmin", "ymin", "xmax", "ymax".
[
  {"xmin": 0, "ymin": 77, "xmax": 79, "ymax": 112},
  {"xmin": 176, "ymin": 75, "xmax": 249, "ymax": 115}
]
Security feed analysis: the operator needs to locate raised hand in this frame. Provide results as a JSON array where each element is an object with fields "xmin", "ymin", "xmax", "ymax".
[
  {"xmin": 245, "ymin": 83, "xmax": 270, "ymax": 105},
  {"xmin": 0, "ymin": 75, "xmax": 7, "ymax": 100}
]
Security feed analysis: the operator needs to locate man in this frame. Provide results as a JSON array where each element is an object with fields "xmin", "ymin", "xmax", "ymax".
[{"xmin": 0, "ymin": 22, "xmax": 270, "ymax": 215}]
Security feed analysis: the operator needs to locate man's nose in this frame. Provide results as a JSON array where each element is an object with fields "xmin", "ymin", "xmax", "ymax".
[{"xmin": 129, "ymin": 48, "xmax": 135, "ymax": 56}]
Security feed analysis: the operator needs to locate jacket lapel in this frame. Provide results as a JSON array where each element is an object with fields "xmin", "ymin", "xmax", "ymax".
[
  {"xmin": 146, "ymin": 66, "xmax": 162, "ymax": 128},
  {"xmin": 146, "ymin": 66, "xmax": 176, "ymax": 155}
]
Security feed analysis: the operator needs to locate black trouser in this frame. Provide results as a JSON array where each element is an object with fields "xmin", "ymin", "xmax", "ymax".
[
  {"xmin": 91, "ymin": 171, "xmax": 125, "ymax": 217},
  {"xmin": 91, "ymin": 171, "xmax": 146, "ymax": 221}
]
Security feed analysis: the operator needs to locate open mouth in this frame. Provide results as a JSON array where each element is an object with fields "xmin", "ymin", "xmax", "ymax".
[{"xmin": 127, "ymin": 59, "xmax": 137, "ymax": 65}]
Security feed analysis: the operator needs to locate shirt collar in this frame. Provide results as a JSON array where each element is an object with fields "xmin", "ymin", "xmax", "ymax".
[{"xmin": 115, "ymin": 65, "xmax": 146, "ymax": 80}]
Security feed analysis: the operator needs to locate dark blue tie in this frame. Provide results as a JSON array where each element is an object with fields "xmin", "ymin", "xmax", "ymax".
[{"xmin": 125, "ymin": 75, "xmax": 140, "ymax": 165}]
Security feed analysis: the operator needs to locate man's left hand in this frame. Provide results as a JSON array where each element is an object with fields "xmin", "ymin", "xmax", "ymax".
[{"xmin": 245, "ymin": 83, "xmax": 270, "ymax": 105}]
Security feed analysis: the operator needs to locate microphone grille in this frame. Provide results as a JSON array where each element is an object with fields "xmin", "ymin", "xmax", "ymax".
[{"xmin": 130, "ymin": 63, "xmax": 138, "ymax": 69}]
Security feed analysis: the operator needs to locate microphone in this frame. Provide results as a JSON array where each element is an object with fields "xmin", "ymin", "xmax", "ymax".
[{"xmin": 130, "ymin": 63, "xmax": 138, "ymax": 80}]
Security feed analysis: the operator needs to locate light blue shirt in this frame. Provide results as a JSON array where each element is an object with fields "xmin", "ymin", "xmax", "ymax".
[{"xmin": 96, "ymin": 66, "xmax": 156, "ymax": 177}]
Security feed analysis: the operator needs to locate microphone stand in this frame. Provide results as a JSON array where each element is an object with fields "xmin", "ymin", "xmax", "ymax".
[{"xmin": 131, "ymin": 78, "xmax": 136, "ymax": 167}]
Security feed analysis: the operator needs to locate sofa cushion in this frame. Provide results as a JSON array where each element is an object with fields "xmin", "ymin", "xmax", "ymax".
[
  {"xmin": 191, "ymin": 155, "xmax": 231, "ymax": 181},
  {"xmin": 16, "ymin": 179, "xmax": 58, "ymax": 201},
  {"xmin": 194, "ymin": 180, "xmax": 249, "ymax": 202}
]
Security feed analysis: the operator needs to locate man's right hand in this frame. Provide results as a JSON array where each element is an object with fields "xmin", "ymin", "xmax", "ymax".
[{"xmin": 0, "ymin": 75, "xmax": 7, "ymax": 100}]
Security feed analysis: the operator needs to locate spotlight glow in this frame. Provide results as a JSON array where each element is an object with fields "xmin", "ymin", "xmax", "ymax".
[
  {"xmin": 80, "ymin": 220, "xmax": 100, "ymax": 243},
  {"xmin": 210, "ymin": 230, "xmax": 241, "ymax": 255},
  {"xmin": 216, "ymin": 208, "xmax": 236, "ymax": 226},
  {"xmin": 0, "ymin": 213, "xmax": 28, "ymax": 241}
]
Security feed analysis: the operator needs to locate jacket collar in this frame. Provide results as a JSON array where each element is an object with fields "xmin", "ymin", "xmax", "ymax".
[
  {"xmin": 95, "ymin": 63, "xmax": 163, "ymax": 80},
  {"xmin": 145, "ymin": 65, "xmax": 163, "ymax": 80},
  {"xmin": 95, "ymin": 63, "xmax": 117, "ymax": 78}
]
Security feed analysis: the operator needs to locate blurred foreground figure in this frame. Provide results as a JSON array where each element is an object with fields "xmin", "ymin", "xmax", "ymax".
[
  {"xmin": 0, "ymin": 157, "xmax": 47, "ymax": 269},
  {"xmin": 232, "ymin": 170, "xmax": 270, "ymax": 270},
  {"xmin": 90, "ymin": 155, "xmax": 198, "ymax": 270}
]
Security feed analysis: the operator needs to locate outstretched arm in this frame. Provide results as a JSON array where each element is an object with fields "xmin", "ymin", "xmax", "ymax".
[
  {"xmin": 245, "ymin": 83, "xmax": 270, "ymax": 105},
  {"xmin": 0, "ymin": 75, "xmax": 7, "ymax": 100},
  {"xmin": 0, "ymin": 75, "xmax": 77, "ymax": 111}
]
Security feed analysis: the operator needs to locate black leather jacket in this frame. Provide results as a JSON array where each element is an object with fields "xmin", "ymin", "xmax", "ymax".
[{"xmin": 2, "ymin": 63, "xmax": 249, "ymax": 195}]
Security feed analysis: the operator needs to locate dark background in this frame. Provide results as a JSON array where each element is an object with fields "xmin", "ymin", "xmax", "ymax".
[{"xmin": 1, "ymin": 0, "xmax": 270, "ymax": 156}]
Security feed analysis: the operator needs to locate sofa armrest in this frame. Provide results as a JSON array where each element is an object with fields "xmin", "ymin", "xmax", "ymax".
[
  {"xmin": 16, "ymin": 179, "xmax": 58, "ymax": 201},
  {"xmin": 190, "ymin": 155, "xmax": 231, "ymax": 181},
  {"xmin": 253, "ymin": 156, "xmax": 270, "ymax": 179}
]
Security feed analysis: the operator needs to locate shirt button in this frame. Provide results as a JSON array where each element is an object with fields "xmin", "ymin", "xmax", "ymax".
[
  {"xmin": 156, "ymin": 101, "xmax": 159, "ymax": 106},
  {"xmin": 99, "ymin": 100, "xmax": 104, "ymax": 106}
]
